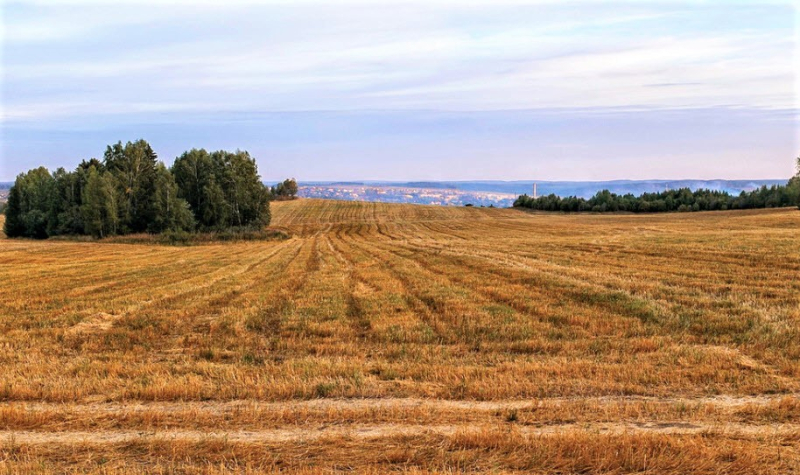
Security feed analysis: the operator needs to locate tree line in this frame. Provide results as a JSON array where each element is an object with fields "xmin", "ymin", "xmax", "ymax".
[
  {"xmin": 4, "ymin": 140, "xmax": 294, "ymax": 239},
  {"xmin": 514, "ymin": 159, "xmax": 800, "ymax": 213}
]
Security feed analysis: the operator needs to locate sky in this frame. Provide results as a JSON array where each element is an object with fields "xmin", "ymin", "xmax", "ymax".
[{"xmin": 1, "ymin": 0, "xmax": 798, "ymax": 182}]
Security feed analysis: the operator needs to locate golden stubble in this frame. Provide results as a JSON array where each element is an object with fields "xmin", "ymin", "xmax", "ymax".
[{"xmin": 1, "ymin": 201, "xmax": 799, "ymax": 473}]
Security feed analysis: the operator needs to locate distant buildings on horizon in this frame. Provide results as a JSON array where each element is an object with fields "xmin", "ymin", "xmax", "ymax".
[{"xmin": 295, "ymin": 179, "xmax": 786, "ymax": 208}]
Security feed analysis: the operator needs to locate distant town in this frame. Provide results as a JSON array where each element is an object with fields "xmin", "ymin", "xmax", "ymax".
[
  {"xmin": 298, "ymin": 184, "xmax": 518, "ymax": 207},
  {"xmin": 295, "ymin": 179, "xmax": 787, "ymax": 208}
]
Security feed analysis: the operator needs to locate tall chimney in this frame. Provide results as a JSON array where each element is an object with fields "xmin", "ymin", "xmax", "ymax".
[{"xmin": 533, "ymin": 183, "xmax": 538, "ymax": 199}]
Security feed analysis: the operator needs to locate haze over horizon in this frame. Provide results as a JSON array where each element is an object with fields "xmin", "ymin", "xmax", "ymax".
[{"xmin": 2, "ymin": 0, "xmax": 798, "ymax": 182}]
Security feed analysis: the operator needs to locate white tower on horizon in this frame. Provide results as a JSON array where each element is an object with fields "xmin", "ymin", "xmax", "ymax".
[{"xmin": 533, "ymin": 183, "xmax": 538, "ymax": 199}]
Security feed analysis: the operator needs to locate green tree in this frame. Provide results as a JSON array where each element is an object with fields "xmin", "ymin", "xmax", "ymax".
[
  {"xmin": 81, "ymin": 167, "xmax": 118, "ymax": 238},
  {"xmin": 790, "ymin": 156, "xmax": 800, "ymax": 209},
  {"xmin": 3, "ymin": 167, "xmax": 56, "ymax": 238},
  {"xmin": 50, "ymin": 167, "xmax": 87, "ymax": 235},
  {"xmin": 201, "ymin": 177, "xmax": 229, "ymax": 228},
  {"xmin": 25, "ymin": 167, "xmax": 56, "ymax": 238},
  {"xmin": 174, "ymin": 148, "xmax": 270, "ymax": 229},
  {"xmin": 3, "ymin": 181, "xmax": 25, "ymax": 237},
  {"xmin": 150, "ymin": 163, "xmax": 195, "ymax": 233},
  {"xmin": 282, "ymin": 178, "xmax": 298, "ymax": 198},
  {"xmin": 103, "ymin": 139, "xmax": 158, "ymax": 233},
  {"xmin": 274, "ymin": 178, "xmax": 299, "ymax": 199},
  {"xmin": 172, "ymin": 149, "xmax": 222, "ymax": 228},
  {"xmin": 211, "ymin": 150, "xmax": 270, "ymax": 227}
]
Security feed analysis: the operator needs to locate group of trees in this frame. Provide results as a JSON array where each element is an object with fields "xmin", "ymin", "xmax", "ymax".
[
  {"xmin": 4, "ymin": 140, "xmax": 276, "ymax": 239},
  {"xmin": 271, "ymin": 178, "xmax": 298, "ymax": 200},
  {"xmin": 515, "ymin": 159, "xmax": 800, "ymax": 213},
  {"xmin": 171, "ymin": 148, "xmax": 272, "ymax": 230}
]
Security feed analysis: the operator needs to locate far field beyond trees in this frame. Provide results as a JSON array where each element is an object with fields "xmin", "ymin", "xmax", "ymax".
[{"xmin": 4, "ymin": 140, "xmax": 298, "ymax": 239}]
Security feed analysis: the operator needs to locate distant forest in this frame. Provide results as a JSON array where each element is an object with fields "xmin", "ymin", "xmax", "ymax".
[
  {"xmin": 4, "ymin": 140, "xmax": 298, "ymax": 239},
  {"xmin": 515, "ymin": 158, "xmax": 800, "ymax": 213}
]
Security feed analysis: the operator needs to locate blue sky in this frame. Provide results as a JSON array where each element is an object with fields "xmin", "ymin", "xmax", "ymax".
[{"xmin": 1, "ymin": 0, "xmax": 798, "ymax": 181}]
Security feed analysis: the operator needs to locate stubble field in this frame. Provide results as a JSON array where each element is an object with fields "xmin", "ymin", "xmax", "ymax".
[{"xmin": 0, "ymin": 199, "xmax": 799, "ymax": 474}]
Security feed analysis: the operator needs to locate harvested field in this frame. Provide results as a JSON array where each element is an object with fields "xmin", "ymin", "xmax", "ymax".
[{"xmin": 1, "ymin": 201, "xmax": 799, "ymax": 473}]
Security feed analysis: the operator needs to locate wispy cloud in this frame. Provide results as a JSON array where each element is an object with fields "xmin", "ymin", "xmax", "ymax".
[{"xmin": 3, "ymin": 2, "xmax": 795, "ymax": 119}]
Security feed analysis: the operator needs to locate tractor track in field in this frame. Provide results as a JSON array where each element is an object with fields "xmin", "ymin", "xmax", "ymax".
[
  {"xmin": 2, "ymin": 394, "xmax": 797, "ymax": 420},
  {"xmin": 4, "ymin": 393, "xmax": 798, "ymax": 445},
  {"xmin": 2, "ymin": 421, "xmax": 799, "ymax": 446}
]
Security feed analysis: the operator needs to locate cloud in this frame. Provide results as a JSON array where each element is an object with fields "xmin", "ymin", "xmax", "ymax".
[
  {"xmin": 3, "ymin": 2, "xmax": 795, "ymax": 122},
  {"xmin": 1, "ymin": 1, "xmax": 796, "ymax": 180}
]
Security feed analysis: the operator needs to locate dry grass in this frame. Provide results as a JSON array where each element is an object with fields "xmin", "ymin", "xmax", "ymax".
[{"xmin": 1, "ymin": 200, "xmax": 799, "ymax": 473}]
